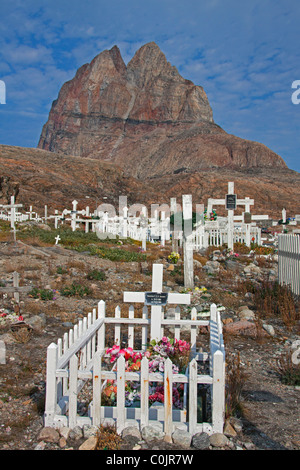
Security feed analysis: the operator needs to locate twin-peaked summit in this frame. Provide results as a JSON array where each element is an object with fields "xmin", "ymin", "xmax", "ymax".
[{"xmin": 38, "ymin": 42, "xmax": 286, "ymax": 178}]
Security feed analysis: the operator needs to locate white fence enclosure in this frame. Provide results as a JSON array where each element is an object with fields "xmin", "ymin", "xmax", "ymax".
[
  {"xmin": 44, "ymin": 295, "xmax": 225, "ymax": 436},
  {"xmin": 278, "ymin": 234, "xmax": 300, "ymax": 296}
]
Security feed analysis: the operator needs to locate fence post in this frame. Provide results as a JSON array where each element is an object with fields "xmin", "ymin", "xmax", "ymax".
[
  {"xmin": 189, "ymin": 358, "xmax": 198, "ymax": 435},
  {"xmin": 44, "ymin": 343, "xmax": 58, "ymax": 427},
  {"xmin": 117, "ymin": 355, "xmax": 126, "ymax": 434},
  {"xmin": 98, "ymin": 300, "xmax": 105, "ymax": 352},
  {"xmin": 164, "ymin": 358, "xmax": 173, "ymax": 439},
  {"xmin": 69, "ymin": 353, "xmax": 78, "ymax": 428},
  {"xmin": 92, "ymin": 350, "xmax": 102, "ymax": 426},
  {"xmin": 212, "ymin": 349, "xmax": 225, "ymax": 433},
  {"xmin": 128, "ymin": 305, "xmax": 134, "ymax": 349},
  {"xmin": 140, "ymin": 356, "xmax": 149, "ymax": 428},
  {"xmin": 142, "ymin": 306, "xmax": 148, "ymax": 351}
]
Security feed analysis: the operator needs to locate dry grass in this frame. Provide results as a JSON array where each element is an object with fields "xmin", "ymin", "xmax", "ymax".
[
  {"xmin": 225, "ymin": 351, "xmax": 249, "ymax": 418},
  {"xmin": 95, "ymin": 424, "xmax": 122, "ymax": 450}
]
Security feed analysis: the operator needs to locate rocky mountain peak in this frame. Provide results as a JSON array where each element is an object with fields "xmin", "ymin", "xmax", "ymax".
[{"xmin": 38, "ymin": 42, "xmax": 287, "ymax": 177}]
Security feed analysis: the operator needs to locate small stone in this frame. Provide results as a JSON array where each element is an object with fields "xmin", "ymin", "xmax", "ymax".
[
  {"xmin": 172, "ymin": 428, "xmax": 192, "ymax": 448},
  {"xmin": 59, "ymin": 437, "xmax": 67, "ymax": 448},
  {"xmin": 230, "ymin": 417, "xmax": 243, "ymax": 433},
  {"xmin": 121, "ymin": 426, "xmax": 141, "ymax": 440},
  {"xmin": 209, "ymin": 433, "xmax": 229, "ymax": 448},
  {"xmin": 191, "ymin": 432, "xmax": 210, "ymax": 450},
  {"xmin": 83, "ymin": 424, "xmax": 99, "ymax": 438},
  {"xmin": 38, "ymin": 427, "xmax": 60, "ymax": 443},
  {"xmin": 69, "ymin": 425, "xmax": 83, "ymax": 440},
  {"xmin": 59, "ymin": 426, "xmax": 71, "ymax": 440},
  {"xmin": 141, "ymin": 425, "xmax": 165, "ymax": 441},
  {"xmin": 223, "ymin": 420, "xmax": 237, "ymax": 438},
  {"xmin": 34, "ymin": 441, "xmax": 47, "ymax": 450},
  {"xmin": 262, "ymin": 324, "xmax": 275, "ymax": 336},
  {"xmin": 79, "ymin": 436, "xmax": 98, "ymax": 450},
  {"xmin": 133, "ymin": 444, "xmax": 142, "ymax": 450}
]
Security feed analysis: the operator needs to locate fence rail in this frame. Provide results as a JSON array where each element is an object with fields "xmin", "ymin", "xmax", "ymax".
[
  {"xmin": 278, "ymin": 234, "xmax": 300, "ymax": 296},
  {"xmin": 44, "ymin": 301, "xmax": 225, "ymax": 435}
]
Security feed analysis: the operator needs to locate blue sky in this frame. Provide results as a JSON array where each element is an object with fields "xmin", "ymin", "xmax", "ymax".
[{"xmin": 0, "ymin": 0, "xmax": 300, "ymax": 172}]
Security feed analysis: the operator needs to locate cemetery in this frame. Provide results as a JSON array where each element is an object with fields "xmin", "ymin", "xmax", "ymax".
[{"xmin": 0, "ymin": 184, "xmax": 299, "ymax": 450}]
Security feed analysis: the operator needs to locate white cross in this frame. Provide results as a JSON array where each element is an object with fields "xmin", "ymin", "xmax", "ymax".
[
  {"xmin": 207, "ymin": 182, "xmax": 254, "ymax": 250},
  {"xmin": 123, "ymin": 263, "xmax": 190, "ymax": 341},
  {"xmin": 55, "ymin": 235, "xmax": 61, "ymax": 245},
  {"xmin": 3, "ymin": 196, "xmax": 23, "ymax": 230}
]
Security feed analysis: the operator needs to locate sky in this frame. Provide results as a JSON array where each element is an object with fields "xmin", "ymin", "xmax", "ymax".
[{"xmin": 0, "ymin": 0, "xmax": 300, "ymax": 172}]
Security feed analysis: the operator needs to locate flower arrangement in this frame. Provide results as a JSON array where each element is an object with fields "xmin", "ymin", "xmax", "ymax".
[
  {"xmin": 168, "ymin": 252, "xmax": 180, "ymax": 264},
  {"xmin": 103, "ymin": 336, "xmax": 191, "ymax": 409}
]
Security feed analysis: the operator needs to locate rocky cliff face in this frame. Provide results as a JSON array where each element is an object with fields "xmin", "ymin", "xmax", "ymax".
[{"xmin": 38, "ymin": 42, "xmax": 287, "ymax": 178}]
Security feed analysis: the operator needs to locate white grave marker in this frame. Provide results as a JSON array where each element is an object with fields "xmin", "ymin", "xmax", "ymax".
[{"xmin": 123, "ymin": 264, "xmax": 190, "ymax": 341}]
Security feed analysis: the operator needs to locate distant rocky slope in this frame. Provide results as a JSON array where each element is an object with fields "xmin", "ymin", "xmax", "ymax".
[
  {"xmin": 1, "ymin": 145, "xmax": 299, "ymax": 218},
  {"xmin": 38, "ymin": 42, "xmax": 287, "ymax": 179}
]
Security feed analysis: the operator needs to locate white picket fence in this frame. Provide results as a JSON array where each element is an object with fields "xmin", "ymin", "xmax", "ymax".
[
  {"xmin": 278, "ymin": 234, "xmax": 300, "ymax": 296},
  {"xmin": 44, "ymin": 302, "xmax": 225, "ymax": 436}
]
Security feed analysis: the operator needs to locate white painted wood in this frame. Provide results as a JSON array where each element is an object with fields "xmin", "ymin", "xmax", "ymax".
[
  {"xmin": 92, "ymin": 350, "xmax": 102, "ymax": 426},
  {"xmin": 128, "ymin": 305, "xmax": 134, "ymax": 349},
  {"xmin": 69, "ymin": 353, "xmax": 78, "ymax": 428},
  {"xmin": 189, "ymin": 358, "xmax": 197, "ymax": 435},
  {"xmin": 164, "ymin": 358, "xmax": 173, "ymax": 437},
  {"xmin": 116, "ymin": 355, "xmax": 126, "ymax": 433},
  {"xmin": 212, "ymin": 350, "xmax": 225, "ymax": 433},
  {"xmin": 140, "ymin": 356, "xmax": 149, "ymax": 428},
  {"xmin": 44, "ymin": 343, "xmax": 58, "ymax": 426},
  {"xmin": 114, "ymin": 306, "xmax": 121, "ymax": 345}
]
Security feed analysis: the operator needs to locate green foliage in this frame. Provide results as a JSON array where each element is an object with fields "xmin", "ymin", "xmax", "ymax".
[
  {"xmin": 28, "ymin": 288, "xmax": 55, "ymax": 301},
  {"xmin": 60, "ymin": 283, "xmax": 92, "ymax": 298},
  {"xmin": 86, "ymin": 269, "xmax": 106, "ymax": 281}
]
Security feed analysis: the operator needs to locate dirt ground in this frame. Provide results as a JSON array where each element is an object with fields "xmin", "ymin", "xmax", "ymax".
[{"xmin": 0, "ymin": 239, "xmax": 299, "ymax": 451}]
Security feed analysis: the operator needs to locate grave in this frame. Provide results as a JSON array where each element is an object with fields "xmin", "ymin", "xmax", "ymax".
[
  {"xmin": 123, "ymin": 263, "xmax": 190, "ymax": 341},
  {"xmin": 0, "ymin": 271, "xmax": 32, "ymax": 304}
]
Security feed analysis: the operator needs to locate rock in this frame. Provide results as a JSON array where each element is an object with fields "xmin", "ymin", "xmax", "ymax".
[
  {"xmin": 141, "ymin": 425, "xmax": 165, "ymax": 441},
  {"xmin": 172, "ymin": 428, "xmax": 192, "ymax": 448},
  {"xmin": 223, "ymin": 320, "xmax": 269, "ymax": 337},
  {"xmin": 121, "ymin": 426, "xmax": 141, "ymax": 440},
  {"xmin": 59, "ymin": 437, "xmax": 67, "ymax": 448},
  {"xmin": 79, "ymin": 436, "xmax": 98, "ymax": 450},
  {"xmin": 209, "ymin": 433, "xmax": 229, "ymax": 448},
  {"xmin": 59, "ymin": 426, "xmax": 71, "ymax": 440},
  {"xmin": 262, "ymin": 323, "xmax": 275, "ymax": 336},
  {"xmin": 191, "ymin": 432, "xmax": 210, "ymax": 450},
  {"xmin": 203, "ymin": 260, "xmax": 220, "ymax": 274},
  {"xmin": 69, "ymin": 425, "xmax": 83, "ymax": 440},
  {"xmin": 223, "ymin": 420, "xmax": 237, "ymax": 438},
  {"xmin": 83, "ymin": 424, "xmax": 99, "ymax": 438},
  {"xmin": 239, "ymin": 309, "xmax": 256, "ymax": 321},
  {"xmin": 38, "ymin": 42, "xmax": 286, "ymax": 183},
  {"xmin": 230, "ymin": 417, "xmax": 243, "ymax": 433},
  {"xmin": 38, "ymin": 427, "xmax": 60, "ymax": 443},
  {"xmin": 26, "ymin": 313, "xmax": 46, "ymax": 331},
  {"xmin": 167, "ymin": 264, "xmax": 175, "ymax": 271}
]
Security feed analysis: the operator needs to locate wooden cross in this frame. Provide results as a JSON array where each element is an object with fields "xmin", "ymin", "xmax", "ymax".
[
  {"xmin": 0, "ymin": 271, "xmax": 31, "ymax": 304},
  {"xmin": 3, "ymin": 196, "xmax": 23, "ymax": 230},
  {"xmin": 123, "ymin": 263, "xmax": 190, "ymax": 341},
  {"xmin": 55, "ymin": 235, "xmax": 61, "ymax": 245},
  {"xmin": 207, "ymin": 182, "xmax": 254, "ymax": 250}
]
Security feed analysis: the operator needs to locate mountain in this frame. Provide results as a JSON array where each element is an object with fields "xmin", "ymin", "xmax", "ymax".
[
  {"xmin": 0, "ymin": 144, "xmax": 299, "ymax": 219},
  {"xmin": 38, "ymin": 42, "xmax": 287, "ymax": 179}
]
